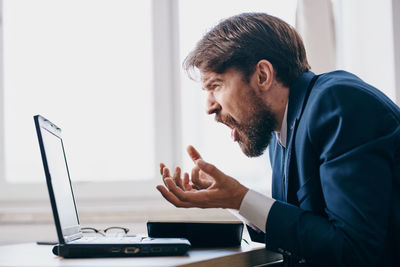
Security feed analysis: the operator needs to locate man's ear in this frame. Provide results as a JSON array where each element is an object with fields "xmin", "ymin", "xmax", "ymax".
[{"xmin": 255, "ymin": 59, "xmax": 274, "ymax": 92}]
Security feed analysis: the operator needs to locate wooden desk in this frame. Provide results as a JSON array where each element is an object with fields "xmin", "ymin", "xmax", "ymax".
[{"xmin": 0, "ymin": 241, "xmax": 282, "ymax": 267}]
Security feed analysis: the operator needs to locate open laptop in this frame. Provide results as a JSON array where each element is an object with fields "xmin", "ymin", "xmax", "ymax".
[{"xmin": 33, "ymin": 115, "xmax": 191, "ymax": 258}]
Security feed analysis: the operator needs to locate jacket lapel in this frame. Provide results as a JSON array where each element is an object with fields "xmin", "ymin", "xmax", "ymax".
[{"xmin": 283, "ymin": 72, "xmax": 316, "ymax": 202}]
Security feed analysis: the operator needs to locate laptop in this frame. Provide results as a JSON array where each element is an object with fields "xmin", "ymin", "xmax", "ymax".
[{"xmin": 33, "ymin": 114, "xmax": 191, "ymax": 258}]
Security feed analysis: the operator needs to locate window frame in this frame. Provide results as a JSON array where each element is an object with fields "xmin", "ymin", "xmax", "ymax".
[
  {"xmin": 1, "ymin": 0, "xmax": 399, "ymax": 217},
  {"xmin": 0, "ymin": 0, "xmax": 182, "ymax": 207}
]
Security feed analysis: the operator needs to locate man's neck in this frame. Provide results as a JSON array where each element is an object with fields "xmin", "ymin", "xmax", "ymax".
[{"xmin": 275, "ymin": 103, "xmax": 288, "ymax": 148}]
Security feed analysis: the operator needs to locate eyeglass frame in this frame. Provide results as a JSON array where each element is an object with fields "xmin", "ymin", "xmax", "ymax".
[{"xmin": 80, "ymin": 226, "xmax": 130, "ymax": 236}]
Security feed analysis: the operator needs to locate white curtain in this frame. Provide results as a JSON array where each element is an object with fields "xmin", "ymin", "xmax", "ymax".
[
  {"xmin": 295, "ymin": 0, "xmax": 336, "ymax": 74},
  {"xmin": 296, "ymin": 0, "xmax": 397, "ymax": 103}
]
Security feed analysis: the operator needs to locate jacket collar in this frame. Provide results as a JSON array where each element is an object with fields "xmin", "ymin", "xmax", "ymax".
[{"xmin": 287, "ymin": 71, "xmax": 316, "ymax": 134}]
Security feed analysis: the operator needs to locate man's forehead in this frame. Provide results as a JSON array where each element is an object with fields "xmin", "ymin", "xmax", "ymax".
[
  {"xmin": 201, "ymin": 72, "xmax": 224, "ymax": 88},
  {"xmin": 200, "ymin": 68, "xmax": 246, "ymax": 85},
  {"xmin": 201, "ymin": 71, "xmax": 223, "ymax": 85}
]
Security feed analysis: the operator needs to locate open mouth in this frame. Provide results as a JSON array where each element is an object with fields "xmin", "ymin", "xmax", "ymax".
[{"xmin": 215, "ymin": 115, "xmax": 240, "ymax": 142}]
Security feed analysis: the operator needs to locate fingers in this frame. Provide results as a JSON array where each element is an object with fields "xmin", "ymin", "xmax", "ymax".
[
  {"xmin": 160, "ymin": 163, "xmax": 186, "ymax": 190},
  {"xmin": 157, "ymin": 179, "xmax": 195, "ymax": 208},
  {"xmin": 160, "ymin": 163, "xmax": 171, "ymax": 188},
  {"xmin": 196, "ymin": 159, "xmax": 224, "ymax": 182},
  {"xmin": 191, "ymin": 166, "xmax": 200, "ymax": 189},
  {"xmin": 173, "ymin": 167, "xmax": 184, "ymax": 190},
  {"xmin": 183, "ymin": 172, "xmax": 191, "ymax": 191},
  {"xmin": 156, "ymin": 184, "xmax": 190, "ymax": 208},
  {"xmin": 159, "ymin": 163, "xmax": 165, "ymax": 175},
  {"xmin": 160, "ymin": 163, "xmax": 170, "ymax": 178},
  {"xmin": 187, "ymin": 145, "xmax": 202, "ymax": 163},
  {"xmin": 157, "ymin": 160, "xmax": 242, "ymax": 210},
  {"xmin": 191, "ymin": 166, "xmax": 212, "ymax": 189},
  {"xmin": 158, "ymin": 178, "xmax": 208, "ymax": 208}
]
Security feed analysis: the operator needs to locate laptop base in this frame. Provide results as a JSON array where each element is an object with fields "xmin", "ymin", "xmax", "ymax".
[{"xmin": 53, "ymin": 242, "xmax": 190, "ymax": 258}]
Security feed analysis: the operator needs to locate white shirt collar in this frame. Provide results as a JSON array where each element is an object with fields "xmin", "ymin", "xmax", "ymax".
[{"xmin": 275, "ymin": 103, "xmax": 288, "ymax": 148}]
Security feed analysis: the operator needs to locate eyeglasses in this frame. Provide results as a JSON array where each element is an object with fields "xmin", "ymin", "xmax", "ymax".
[{"xmin": 81, "ymin": 226, "xmax": 130, "ymax": 237}]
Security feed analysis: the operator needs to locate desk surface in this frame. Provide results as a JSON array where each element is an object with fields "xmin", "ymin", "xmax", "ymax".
[{"xmin": 0, "ymin": 241, "xmax": 282, "ymax": 267}]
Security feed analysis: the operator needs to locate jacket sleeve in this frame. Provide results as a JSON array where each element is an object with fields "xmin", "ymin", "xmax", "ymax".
[{"xmin": 265, "ymin": 85, "xmax": 400, "ymax": 266}]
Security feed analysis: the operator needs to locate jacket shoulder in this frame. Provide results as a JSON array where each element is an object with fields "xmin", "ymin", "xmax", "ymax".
[{"xmin": 301, "ymin": 70, "xmax": 400, "ymax": 160}]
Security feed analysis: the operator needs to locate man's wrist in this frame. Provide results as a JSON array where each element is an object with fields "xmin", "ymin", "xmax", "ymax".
[
  {"xmin": 233, "ymin": 185, "xmax": 249, "ymax": 210},
  {"xmin": 238, "ymin": 189, "xmax": 275, "ymax": 233}
]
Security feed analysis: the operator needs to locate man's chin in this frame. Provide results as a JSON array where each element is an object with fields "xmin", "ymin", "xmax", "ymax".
[{"xmin": 238, "ymin": 141, "xmax": 266, "ymax": 158}]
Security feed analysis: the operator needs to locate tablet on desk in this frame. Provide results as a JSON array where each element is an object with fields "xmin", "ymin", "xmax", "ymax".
[{"xmin": 147, "ymin": 220, "xmax": 244, "ymax": 247}]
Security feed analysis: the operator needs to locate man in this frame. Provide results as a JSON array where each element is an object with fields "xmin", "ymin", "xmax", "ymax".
[{"xmin": 156, "ymin": 12, "xmax": 400, "ymax": 267}]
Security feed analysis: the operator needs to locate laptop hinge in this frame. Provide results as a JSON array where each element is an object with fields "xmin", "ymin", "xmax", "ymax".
[{"xmin": 64, "ymin": 232, "xmax": 83, "ymax": 243}]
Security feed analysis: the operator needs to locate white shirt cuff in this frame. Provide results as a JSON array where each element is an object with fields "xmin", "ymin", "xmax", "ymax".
[{"xmin": 237, "ymin": 189, "xmax": 275, "ymax": 233}]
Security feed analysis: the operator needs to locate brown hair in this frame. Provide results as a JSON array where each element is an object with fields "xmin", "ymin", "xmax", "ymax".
[{"xmin": 183, "ymin": 12, "xmax": 310, "ymax": 87}]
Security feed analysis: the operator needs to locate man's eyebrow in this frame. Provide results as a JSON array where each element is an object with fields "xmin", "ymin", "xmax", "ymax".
[{"xmin": 203, "ymin": 78, "xmax": 223, "ymax": 89}]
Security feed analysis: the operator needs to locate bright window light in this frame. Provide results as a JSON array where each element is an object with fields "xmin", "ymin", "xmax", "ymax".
[{"xmin": 3, "ymin": 0, "xmax": 155, "ymax": 182}]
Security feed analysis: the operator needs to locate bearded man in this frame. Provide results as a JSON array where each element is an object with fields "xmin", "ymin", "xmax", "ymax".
[{"xmin": 156, "ymin": 12, "xmax": 400, "ymax": 267}]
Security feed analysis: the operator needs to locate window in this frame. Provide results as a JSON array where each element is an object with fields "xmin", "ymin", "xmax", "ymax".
[
  {"xmin": 1, "ymin": 0, "xmax": 398, "ymax": 215},
  {"xmin": 333, "ymin": 0, "xmax": 397, "ymax": 102},
  {"xmin": 2, "ymin": 0, "xmax": 154, "ymax": 184},
  {"xmin": 0, "ymin": 0, "xmax": 171, "ymax": 205},
  {"xmin": 0, "ymin": 0, "xmax": 298, "ymax": 205}
]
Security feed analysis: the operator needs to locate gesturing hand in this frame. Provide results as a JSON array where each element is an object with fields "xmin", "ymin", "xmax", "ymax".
[{"xmin": 157, "ymin": 145, "xmax": 249, "ymax": 210}]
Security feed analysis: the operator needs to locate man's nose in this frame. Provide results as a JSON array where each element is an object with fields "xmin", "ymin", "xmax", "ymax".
[{"xmin": 206, "ymin": 93, "xmax": 221, "ymax": 115}]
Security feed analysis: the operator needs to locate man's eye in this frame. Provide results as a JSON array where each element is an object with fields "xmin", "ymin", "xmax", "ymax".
[{"xmin": 212, "ymin": 84, "xmax": 221, "ymax": 90}]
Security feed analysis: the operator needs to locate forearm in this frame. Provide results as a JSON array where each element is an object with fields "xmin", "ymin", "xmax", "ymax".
[{"xmin": 265, "ymin": 201, "xmax": 382, "ymax": 266}]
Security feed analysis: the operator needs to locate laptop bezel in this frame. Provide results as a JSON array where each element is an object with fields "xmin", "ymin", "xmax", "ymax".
[{"xmin": 34, "ymin": 115, "xmax": 83, "ymax": 244}]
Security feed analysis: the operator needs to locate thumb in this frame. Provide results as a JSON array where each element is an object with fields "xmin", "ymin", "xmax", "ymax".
[
  {"xmin": 196, "ymin": 159, "xmax": 225, "ymax": 181},
  {"xmin": 187, "ymin": 145, "xmax": 202, "ymax": 163}
]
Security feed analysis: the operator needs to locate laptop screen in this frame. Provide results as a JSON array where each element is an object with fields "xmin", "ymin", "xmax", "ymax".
[{"xmin": 36, "ymin": 116, "xmax": 81, "ymax": 242}]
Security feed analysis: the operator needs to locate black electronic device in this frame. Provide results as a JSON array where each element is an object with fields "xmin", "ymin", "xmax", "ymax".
[{"xmin": 147, "ymin": 220, "xmax": 244, "ymax": 247}]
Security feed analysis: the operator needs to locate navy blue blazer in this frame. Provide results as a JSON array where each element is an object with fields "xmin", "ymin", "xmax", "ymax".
[{"xmin": 248, "ymin": 71, "xmax": 400, "ymax": 267}]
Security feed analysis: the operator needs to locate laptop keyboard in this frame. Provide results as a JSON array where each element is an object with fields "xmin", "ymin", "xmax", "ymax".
[{"xmin": 71, "ymin": 236, "xmax": 146, "ymax": 244}]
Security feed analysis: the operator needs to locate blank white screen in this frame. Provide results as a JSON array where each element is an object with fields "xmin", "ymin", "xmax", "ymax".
[{"xmin": 41, "ymin": 128, "xmax": 79, "ymax": 236}]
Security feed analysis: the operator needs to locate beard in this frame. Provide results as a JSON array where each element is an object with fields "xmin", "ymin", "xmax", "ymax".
[{"xmin": 215, "ymin": 92, "xmax": 278, "ymax": 157}]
